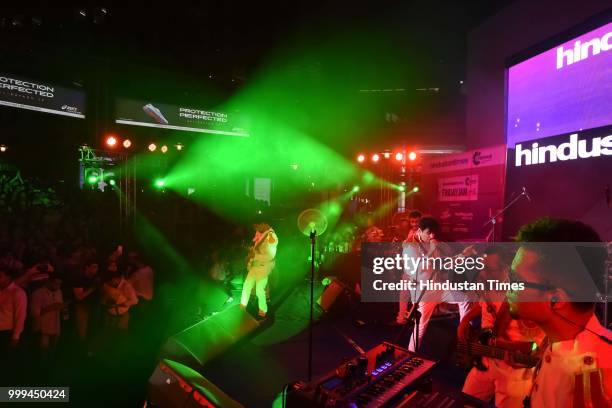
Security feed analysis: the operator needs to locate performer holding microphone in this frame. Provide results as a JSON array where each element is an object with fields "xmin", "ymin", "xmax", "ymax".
[{"xmin": 240, "ymin": 223, "xmax": 278, "ymax": 318}]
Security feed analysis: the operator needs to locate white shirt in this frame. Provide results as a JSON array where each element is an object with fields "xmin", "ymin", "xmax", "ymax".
[
  {"xmin": 0, "ymin": 282, "xmax": 27, "ymax": 340},
  {"xmin": 103, "ymin": 278, "xmax": 138, "ymax": 315},
  {"xmin": 129, "ymin": 266, "xmax": 154, "ymax": 301},
  {"xmin": 531, "ymin": 315, "xmax": 612, "ymax": 407},
  {"xmin": 30, "ymin": 286, "xmax": 62, "ymax": 335},
  {"xmin": 252, "ymin": 229, "xmax": 278, "ymax": 263}
]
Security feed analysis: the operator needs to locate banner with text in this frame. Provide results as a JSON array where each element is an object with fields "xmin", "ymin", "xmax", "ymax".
[
  {"xmin": 115, "ymin": 98, "xmax": 249, "ymax": 137},
  {"xmin": 0, "ymin": 73, "xmax": 85, "ymax": 118},
  {"xmin": 420, "ymin": 145, "xmax": 506, "ymax": 241}
]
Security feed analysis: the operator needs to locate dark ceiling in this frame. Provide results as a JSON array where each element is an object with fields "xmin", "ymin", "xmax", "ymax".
[
  {"xmin": 1, "ymin": 0, "xmax": 515, "ymax": 90},
  {"xmin": 0, "ymin": 0, "xmax": 517, "ymax": 161}
]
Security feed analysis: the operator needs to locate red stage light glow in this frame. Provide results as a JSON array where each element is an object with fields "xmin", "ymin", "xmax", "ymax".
[
  {"xmin": 357, "ymin": 154, "xmax": 365, "ymax": 163},
  {"xmin": 395, "ymin": 152, "xmax": 404, "ymax": 161},
  {"xmin": 105, "ymin": 135, "xmax": 118, "ymax": 147},
  {"xmin": 408, "ymin": 151, "xmax": 417, "ymax": 161},
  {"xmin": 372, "ymin": 153, "xmax": 380, "ymax": 163}
]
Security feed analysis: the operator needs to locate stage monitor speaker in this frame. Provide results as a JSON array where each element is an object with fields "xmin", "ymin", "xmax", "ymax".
[
  {"xmin": 161, "ymin": 304, "xmax": 259, "ymax": 369},
  {"xmin": 317, "ymin": 277, "xmax": 349, "ymax": 312},
  {"xmin": 147, "ymin": 359, "xmax": 244, "ymax": 408}
]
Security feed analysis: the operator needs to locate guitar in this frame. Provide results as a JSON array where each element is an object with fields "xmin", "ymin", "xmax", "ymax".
[
  {"xmin": 246, "ymin": 229, "xmax": 274, "ymax": 268},
  {"xmin": 456, "ymin": 333, "xmax": 540, "ymax": 371}
]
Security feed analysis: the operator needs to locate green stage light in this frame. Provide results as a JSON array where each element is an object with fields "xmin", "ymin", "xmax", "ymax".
[
  {"xmin": 352, "ymin": 185, "xmax": 360, "ymax": 193},
  {"xmin": 412, "ymin": 186, "xmax": 419, "ymax": 192},
  {"xmin": 154, "ymin": 179, "xmax": 166, "ymax": 189},
  {"xmin": 398, "ymin": 185, "xmax": 405, "ymax": 192},
  {"xmin": 322, "ymin": 277, "xmax": 332, "ymax": 286},
  {"xmin": 362, "ymin": 171, "xmax": 375, "ymax": 184},
  {"xmin": 109, "ymin": 179, "xmax": 116, "ymax": 186},
  {"xmin": 87, "ymin": 176, "xmax": 98, "ymax": 184}
]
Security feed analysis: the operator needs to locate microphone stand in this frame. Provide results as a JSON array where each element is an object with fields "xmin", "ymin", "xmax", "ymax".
[
  {"xmin": 393, "ymin": 243, "xmax": 427, "ymax": 352},
  {"xmin": 308, "ymin": 229, "xmax": 316, "ymax": 382},
  {"xmin": 484, "ymin": 189, "xmax": 530, "ymax": 242}
]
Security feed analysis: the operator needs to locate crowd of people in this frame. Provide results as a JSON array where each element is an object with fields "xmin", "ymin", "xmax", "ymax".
[
  {"xmin": 0, "ymin": 243, "xmax": 155, "ymax": 367},
  {"xmin": 0, "ymin": 168, "xmax": 158, "ymax": 394}
]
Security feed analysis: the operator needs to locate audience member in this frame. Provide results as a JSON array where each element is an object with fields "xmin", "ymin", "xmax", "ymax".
[
  {"xmin": 0, "ymin": 265, "xmax": 27, "ymax": 349},
  {"xmin": 102, "ymin": 272, "xmax": 138, "ymax": 330},
  {"xmin": 30, "ymin": 274, "xmax": 65, "ymax": 356},
  {"xmin": 72, "ymin": 260, "xmax": 101, "ymax": 341}
]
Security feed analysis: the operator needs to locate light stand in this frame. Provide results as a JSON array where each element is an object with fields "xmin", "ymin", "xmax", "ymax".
[
  {"xmin": 297, "ymin": 209, "xmax": 327, "ymax": 382},
  {"xmin": 308, "ymin": 229, "xmax": 316, "ymax": 382}
]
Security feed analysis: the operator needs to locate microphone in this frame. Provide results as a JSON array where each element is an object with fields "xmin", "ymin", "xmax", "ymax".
[{"xmin": 522, "ymin": 187, "xmax": 531, "ymax": 202}]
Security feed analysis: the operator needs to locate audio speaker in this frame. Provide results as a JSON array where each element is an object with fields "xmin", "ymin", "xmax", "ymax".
[
  {"xmin": 161, "ymin": 304, "xmax": 260, "ymax": 369},
  {"xmin": 147, "ymin": 359, "xmax": 244, "ymax": 408},
  {"xmin": 317, "ymin": 277, "xmax": 349, "ymax": 312}
]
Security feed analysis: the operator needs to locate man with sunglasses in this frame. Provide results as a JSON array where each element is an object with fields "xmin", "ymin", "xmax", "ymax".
[
  {"xmin": 459, "ymin": 246, "xmax": 544, "ymax": 408},
  {"xmin": 507, "ymin": 218, "xmax": 612, "ymax": 407}
]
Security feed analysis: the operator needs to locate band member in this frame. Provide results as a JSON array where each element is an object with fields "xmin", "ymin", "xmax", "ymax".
[
  {"xmin": 395, "ymin": 210, "xmax": 422, "ymax": 324},
  {"xmin": 507, "ymin": 218, "xmax": 612, "ymax": 407},
  {"xmin": 240, "ymin": 223, "xmax": 278, "ymax": 318},
  {"xmin": 362, "ymin": 225, "xmax": 384, "ymax": 243},
  {"xmin": 404, "ymin": 210, "xmax": 422, "ymax": 243},
  {"xmin": 459, "ymin": 246, "xmax": 544, "ymax": 407},
  {"xmin": 406, "ymin": 216, "xmax": 475, "ymax": 352}
]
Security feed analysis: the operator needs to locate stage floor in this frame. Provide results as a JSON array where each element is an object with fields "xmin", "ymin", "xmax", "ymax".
[{"xmin": 200, "ymin": 303, "xmax": 469, "ymax": 407}]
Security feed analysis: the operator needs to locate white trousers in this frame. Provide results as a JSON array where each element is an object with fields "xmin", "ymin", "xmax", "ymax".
[
  {"xmin": 240, "ymin": 262, "xmax": 273, "ymax": 313},
  {"xmin": 462, "ymin": 358, "xmax": 534, "ymax": 408}
]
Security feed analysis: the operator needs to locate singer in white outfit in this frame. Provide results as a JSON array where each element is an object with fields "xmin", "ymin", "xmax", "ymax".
[{"xmin": 240, "ymin": 223, "xmax": 278, "ymax": 318}]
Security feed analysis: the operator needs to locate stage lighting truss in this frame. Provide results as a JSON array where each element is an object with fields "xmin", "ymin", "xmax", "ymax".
[
  {"xmin": 355, "ymin": 149, "xmax": 419, "ymax": 165},
  {"xmin": 79, "ymin": 145, "xmax": 126, "ymax": 192}
]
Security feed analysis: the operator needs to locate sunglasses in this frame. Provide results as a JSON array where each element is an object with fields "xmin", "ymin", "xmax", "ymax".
[{"xmin": 509, "ymin": 272, "xmax": 554, "ymax": 291}]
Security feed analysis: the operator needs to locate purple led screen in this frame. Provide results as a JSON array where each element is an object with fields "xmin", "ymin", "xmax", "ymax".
[{"xmin": 507, "ymin": 22, "xmax": 612, "ymax": 147}]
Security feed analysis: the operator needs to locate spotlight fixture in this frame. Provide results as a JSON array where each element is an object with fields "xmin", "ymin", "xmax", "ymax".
[
  {"xmin": 123, "ymin": 139, "xmax": 132, "ymax": 148},
  {"xmin": 352, "ymin": 185, "xmax": 360, "ymax": 193},
  {"xmin": 105, "ymin": 135, "xmax": 118, "ymax": 147},
  {"xmin": 395, "ymin": 152, "xmax": 404, "ymax": 161},
  {"xmin": 148, "ymin": 143, "xmax": 157, "ymax": 152},
  {"xmin": 175, "ymin": 143, "xmax": 184, "ymax": 151},
  {"xmin": 383, "ymin": 152, "xmax": 391, "ymax": 159},
  {"xmin": 408, "ymin": 151, "xmax": 417, "ymax": 161},
  {"xmin": 154, "ymin": 179, "xmax": 166, "ymax": 189},
  {"xmin": 0, "ymin": 145, "xmax": 7, "ymax": 152},
  {"xmin": 161, "ymin": 145, "xmax": 168, "ymax": 153},
  {"xmin": 371, "ymin": 153, "xmax": 380, "ymax": 163},
  {"xmin": 412, "ymin": 186, "xmax": 419, "ymax": 192},
  {"xmin": 357, "ymin": 154, "xmax": 365, "ymax": 163}
]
